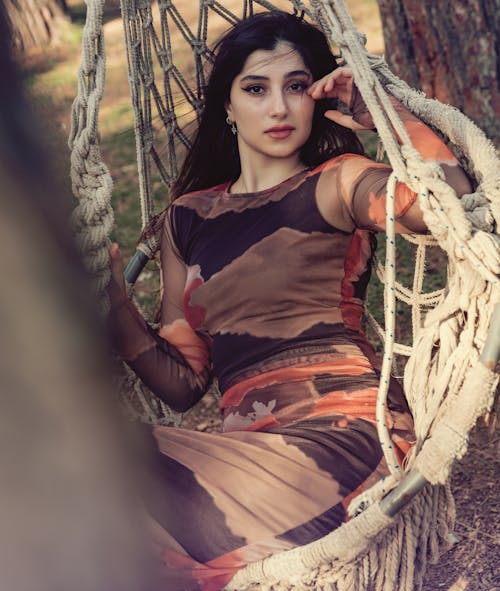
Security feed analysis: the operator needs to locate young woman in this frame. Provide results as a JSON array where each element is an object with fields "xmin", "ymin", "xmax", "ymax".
[{"xmin": 109, "ymin": 11, "xmax": 471, "ymax": 591}]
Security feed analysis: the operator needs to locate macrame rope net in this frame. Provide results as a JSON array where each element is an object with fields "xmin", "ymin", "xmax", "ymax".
[{"xmin": 68, "ymin": 0, "xmax": 499, "ymax": 589}]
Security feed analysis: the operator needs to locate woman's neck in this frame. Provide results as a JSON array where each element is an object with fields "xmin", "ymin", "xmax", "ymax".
[{"xmin": 229, "ymin": 154, "xmax": 307, "ymax": 194}]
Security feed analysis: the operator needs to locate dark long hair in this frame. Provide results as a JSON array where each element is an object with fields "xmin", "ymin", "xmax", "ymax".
[{"xmin": 171, "ymin": 11, "xmax": 364, "ymax": 199}]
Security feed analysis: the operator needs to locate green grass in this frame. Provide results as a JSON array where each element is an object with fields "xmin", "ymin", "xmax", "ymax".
[{"xmin": 100, "ymin": 103, "xmax": 136, "ymax": 136}]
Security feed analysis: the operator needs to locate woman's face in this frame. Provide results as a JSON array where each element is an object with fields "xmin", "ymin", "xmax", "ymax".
[{"xmin": 225, "ymin": 42, "xmax": 315, "ymax": 166}]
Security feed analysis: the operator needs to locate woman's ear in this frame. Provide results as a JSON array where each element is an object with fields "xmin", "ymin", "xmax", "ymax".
[{"xmin": 225, "ymin": 101, "xmax": 233, "ymax": 121}]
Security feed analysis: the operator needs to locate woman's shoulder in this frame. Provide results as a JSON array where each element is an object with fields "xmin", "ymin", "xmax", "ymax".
[
  {"xmin": 167, "ymin": 183, "xmax": 229, "ymax": 224},
  {"xmin": 308, "ymin": 153, "xmax": 379, "ymax": 177},
  {"xmin": 308, "ymin": 152, "xmax": 392, "ymax": 231},
  {"xmin": 307, "ymin": 153, "xmax": 391, "ymax": 196},
  {"xmin": 173, "ymin": 182, "xmax": 229, "ymax": 208}
]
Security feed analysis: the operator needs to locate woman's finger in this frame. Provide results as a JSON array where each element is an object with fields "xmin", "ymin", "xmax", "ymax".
[
  {"xmin": 308, "ymin": 68, "xmax": 354, "ymax": 102},
  {"xmin": 324, "ymin": 110, "xmax": 367, "ymax": 131},
  {"xmin": 109, "ymin": 242, "xmax": 121, "ymax": 261},
  {"xmin": 110, "ymin": 245, "xmax": 125, "ymax": 276},
  {"xmin": 308, "ymin": 78, "xmax": 327, "ymax": 98},
  {"xmin": 325, "ymin": 67, "xmax": 353, "ymax": 90},
  {"xmin": 108, "ymin": 243, "xmax": 128, "ymax": 302},
  {"xmin": 324, "ymin": 74, "xmax": 336, "ymax": 94},
  {"xmin": 333, "ymin": 66, "xmax": 354, "ymax": 79}
]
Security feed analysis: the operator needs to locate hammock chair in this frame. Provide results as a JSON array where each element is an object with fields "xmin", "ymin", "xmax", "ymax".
[{"xmin": 68, "ymin": 0, "xmax": 499, "ymax": 589}]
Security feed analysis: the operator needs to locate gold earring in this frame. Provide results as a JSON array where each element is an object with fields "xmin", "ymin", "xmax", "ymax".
[{"xmin": 226, "ymin": 116, "xmax": 237, "ymax": 135}]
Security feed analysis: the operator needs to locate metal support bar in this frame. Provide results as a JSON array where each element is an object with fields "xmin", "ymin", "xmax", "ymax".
[
  {"xmin": 479, "ymin": 302, "xmax": 500, "ymax": 370},
  {"xmin": 379, "ymin": 470, "xmax": 427, "ymax": 517},
  {"xmin": 124, "ymin": 248, "xmax": 150, "ymax": 284}
]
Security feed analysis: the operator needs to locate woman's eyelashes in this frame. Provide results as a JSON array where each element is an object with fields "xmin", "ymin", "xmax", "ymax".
[
  {"xmin": 242, "ymin": 80, "xmax": 311, "ymax": 95},
  {"xmin": 287, "ymin": 80, "xmax": 310, "ymax": 93},
  {"xmin": 243, "ymin": 84, "xmax": 265, "ymax": 95}
]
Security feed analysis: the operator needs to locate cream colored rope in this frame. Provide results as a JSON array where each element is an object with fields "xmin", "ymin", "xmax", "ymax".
[
  {"xmin": 69, "ymin": 0, "xmax": 180, "ymax": 425},
  {"xmin": 68, "ymin": 0, "xmax": 114, "ymax": 314}
]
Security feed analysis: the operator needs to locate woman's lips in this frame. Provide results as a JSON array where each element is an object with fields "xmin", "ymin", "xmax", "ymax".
[{"xmin": 265, "ymin": 126, "xmax": 294, "ymax": 139}]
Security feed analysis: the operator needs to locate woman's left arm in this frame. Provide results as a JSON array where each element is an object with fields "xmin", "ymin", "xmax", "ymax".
[{"xmin": 308, "ymin": 68, "xmax": 472, "ymax": 233}]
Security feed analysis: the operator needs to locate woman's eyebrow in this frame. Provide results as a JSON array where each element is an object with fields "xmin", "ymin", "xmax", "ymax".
[
  {"xmin": 239, "ymin": 75, "xmax": 269, "ymax": 83},
  {"xmin": 285, "ymin": 70, "xmax": 312, "ymax": 79},
  {"xmin": 240, "ymin": 70, "xmax": 312, "ymax": 83}
]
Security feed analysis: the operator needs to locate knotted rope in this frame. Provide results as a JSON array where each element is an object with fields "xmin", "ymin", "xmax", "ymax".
[{"xmin": 68, "ymin": 0, "xmax": 114, "ymax": 314}]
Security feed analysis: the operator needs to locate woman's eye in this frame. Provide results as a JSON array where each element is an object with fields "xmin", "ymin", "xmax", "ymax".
[
  {"xmin": 244, "ymin": 85, "xmax": 265, "ymax": 94},
  {"xmin": 288, "ymin": 81, "xmax": 308, "ymax": 93}
]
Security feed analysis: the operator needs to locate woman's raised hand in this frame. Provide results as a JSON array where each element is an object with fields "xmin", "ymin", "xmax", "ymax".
[
  {"xmin": 108, "ymin": 243, "xmax": 129, "ymax": 311},
  {"xmin": 307, "ymin": 67, "xmax": 368, "ymax": 131}
]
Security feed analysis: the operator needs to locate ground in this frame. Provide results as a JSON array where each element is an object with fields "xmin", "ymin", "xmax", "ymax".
[
  {"xmin": 422, "ymin": 424, "xmax": 499, "ymax": 591},
  {"xmin": 22, "ymin": 0, "xmax": 499, "ymax": 588}
]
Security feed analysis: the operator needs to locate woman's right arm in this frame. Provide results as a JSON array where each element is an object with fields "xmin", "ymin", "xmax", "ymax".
[
  {"xmin": 309, "ymin": 68, "xmax": 472, "ymax": 234},
  {"xmin": 108, "ymin": 209, "xmax": 210, "ymax": 412}
]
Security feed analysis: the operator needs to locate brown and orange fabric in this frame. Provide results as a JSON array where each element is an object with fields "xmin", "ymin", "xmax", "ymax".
[{"xmin": 110, "ymin": 100, "xmax": 464, "ymax": 591}]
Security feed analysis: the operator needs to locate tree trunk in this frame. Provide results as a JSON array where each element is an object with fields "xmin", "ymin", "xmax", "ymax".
[
  {"xmin": 377, "ymin": 0, "xmax": 500, "ymax": 143},
  {"xmin": 5, "ymin": 0, "xmax": 68, "ymax": 54}
]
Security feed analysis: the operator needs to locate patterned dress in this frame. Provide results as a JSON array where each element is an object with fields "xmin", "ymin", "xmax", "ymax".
[{"xmin": 112, "ymin": 108, "xmax": 462, "ymax": 590}]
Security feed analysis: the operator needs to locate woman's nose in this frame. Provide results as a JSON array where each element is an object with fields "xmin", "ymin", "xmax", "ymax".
[{"xmin": 269, "ymin": 91, "xmax": 288, "ymax": 117}]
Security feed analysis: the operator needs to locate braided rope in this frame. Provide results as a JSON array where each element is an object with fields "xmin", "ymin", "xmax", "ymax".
[
  {"xmin": 68, "ymin": 0, "xmax": 114, "ymax": 314},
  {"xmin": 69, "ymin": 0, "xmax": 179, "ymax": 424}
]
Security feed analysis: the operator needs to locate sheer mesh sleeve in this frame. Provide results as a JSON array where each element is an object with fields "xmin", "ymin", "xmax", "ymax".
[
  {"xmin": 109, "ymin": 207, "xmax": 211, "ymax": 412},
  {"xmin": 340, "ymin": 156, "xmax": 426, "ymax": 233},
  {"xmin": 316, "ymin": 90, "xmax": 472, "ymax": 234}
]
